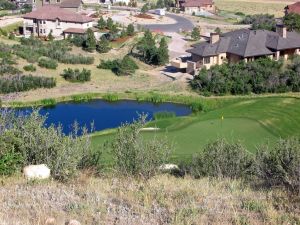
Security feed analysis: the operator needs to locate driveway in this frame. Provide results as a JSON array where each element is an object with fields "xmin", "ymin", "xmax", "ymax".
[{"xmin": 143, "ymin": 13, "xmax": 194, "ymax": 33}]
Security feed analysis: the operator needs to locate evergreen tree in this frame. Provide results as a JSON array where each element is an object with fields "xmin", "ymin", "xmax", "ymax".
[
  {"xmin": 283, "ymin": 13, "xmax": 300, "ymax": 32},
  {"xmin": 97, "ymin": 16, "xmax": 106, "ymax": 30},
  {"xmin": 97, "ymin": 35, "xmax": 111, "ymax": 53},
  {"xmin": 107, "ymin": 17, "xmax": 114, "ymax": 30},
  {"xmin": 84, "ymin": 28, "xmax": 97, "ymax": 52},
  {"xmin": 191, "ymin": 27, "xmax": 201, "ymax": 41},
  {"xmin": 157, "ymin": 37, "xmax": 169, "ymax": 65},
  {"xmin": 141, "ymin": 4, "xmax": 149, "ymax": 13},
  {"xmin": 126, "ymin": 24, "xmax": 135, "ymax": 36},
  {"xmin": 47, "ymin": 30, "xmax": 54, "ymax": 41},
  {"xmin": 120, "ymin": 28, "xmax": 127, "ymax": 38}
]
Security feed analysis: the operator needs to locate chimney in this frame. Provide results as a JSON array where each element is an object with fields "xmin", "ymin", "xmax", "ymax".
[
  {"xmin": 210, "ymin": 32, "xmax": 220, "ymax": 44},
  {"xmin": 276, "ymin": 24, "xmax": 287, "ymax": 38}
]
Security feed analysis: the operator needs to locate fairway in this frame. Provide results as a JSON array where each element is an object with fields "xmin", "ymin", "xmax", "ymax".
[{"xmin": 91, "ymin": 97, "xmax": 300, "ymax": 162}]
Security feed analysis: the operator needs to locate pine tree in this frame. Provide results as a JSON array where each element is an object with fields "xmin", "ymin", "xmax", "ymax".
[
  {"xmin": 107, "ymin": 17, "xmax": 114, "ymax": 30},
  {"xmin": 191, "ymin": 27, "xmax": 201, "ymax": 41},
  {"xmin": 84, "ymin": 28, "xmax": 97, "ymax": 52},
  {"xmin": 158, "ymin": 37, "xmax": 169, "ymax": 65},
  {"xmin": 97, "ymin": 16, "xmax": 106, "ymax": 30},
  {"xmin": 47, "ymin": 30, "xmax": 54, "ymax": 41},
  {"xmin": 97, "ymin": 35, "xmax": 111, "ymax": 53},
  {"xmin": 126, "ymin": 24, "xmax": 135, "ymax": 36}
]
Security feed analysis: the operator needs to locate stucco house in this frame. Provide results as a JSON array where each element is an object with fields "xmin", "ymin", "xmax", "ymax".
[
  {"xmin": 16, "ymin": 0, "xmax": 83, "ymax": 11},
  {"xmin": 22, "ymin": 5, "xmax": 93, "ymax": 37},
  {"xmin": 285, "ymin": 2, "xmax": 300, "ymax": 15},
  {"xmin": 179, "ymin": 0, "xmax": 215, "ymax": 14},
  {"xmin": 172, "ymin": 25, "xmax": 300, "ymax": 74}
]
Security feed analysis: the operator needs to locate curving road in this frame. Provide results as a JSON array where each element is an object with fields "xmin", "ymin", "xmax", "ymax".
[{"xmin": 143, "ymin": 13, "xmax": 194, "ymax": 33}]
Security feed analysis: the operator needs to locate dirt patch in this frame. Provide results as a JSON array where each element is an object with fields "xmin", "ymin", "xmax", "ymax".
[
  {"xmin": 134, "ymin": 13, "xmax": 154, "ymax": 19},
  {"xmin": 111, "ymin": 36, "xmax": 131, "ymax": 43}
]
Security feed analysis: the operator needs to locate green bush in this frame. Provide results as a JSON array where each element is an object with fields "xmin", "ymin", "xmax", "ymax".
[
  {"xmin": 98, "ymin": 55, "xmax": 138, "ymax": 76},
  {"xmin": 0, "ymin": 110, "xmax": 92, "ymax": 181},
  {"xmin": 254, "ymin": 138, "xmax": 300, "ymax": 194},
  {"xmin": 0, "ymin": 75, "xmax": 56, "ymax": 94},
  {"xmin": 190, "ymin": 139, "xmax": 253, "ymax": 179},
  {"xmin": 102, "ymin": 93, "xmax": 119, "ymax": 102},
  {"xmin": 61, "ymin": 68, "xmax": 91, "ymax": 82},
  {"xmin": 191, "ymin": 57, "xmax": 300, "ymax": 95},
  {"xmin": 0, "ymin": 147, "xmax": 23, "ymax": 176},
  {"xmin": 40, "ymin": 98, "xmax": 56, "ymax": 106},
  {"xmin": 38, "ymin": 57, "xmax": 58, "ymax": 69},
  {"xmin": 23, "ymin": 64, "xmax": 36, "ymax": 72},
  {"xmin": 110, "ymin": 115, "xmax": 172, "ymax": 179},
  {"xmin": 154, "ymin": 111, "xmax": 176, "ymax": 120}
]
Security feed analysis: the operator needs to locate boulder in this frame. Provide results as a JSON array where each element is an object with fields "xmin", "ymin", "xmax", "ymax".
[
  {"xmin": 65, "ymin": 220, "xmax": 81, "ymax": 225},
  {"xmin": 23, "ymin": 164, "xmax": 51, "ymax": 180}
]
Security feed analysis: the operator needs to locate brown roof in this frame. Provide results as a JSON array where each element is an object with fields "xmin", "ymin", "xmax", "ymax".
[
  {"xmin": 23, "ymin": 5, "xmax": 93, "ymax": 23},
  {"xmin": 60, "ymin": 0, "xmax": 82, "ymax": 8},
  {"xmin": 286, "ymin": 2, "xmax": 300, "ymax": 14},
  {"xmin": 63, "ymin": 27, "xmax": 98, "ymax": 34},
  {"xmin": 182, "ymin": 0, "xmax": 213, "ymax": 7},
  {"xmin": 63, "ymin": 28, "xmax": 86, "ymax": 34}
]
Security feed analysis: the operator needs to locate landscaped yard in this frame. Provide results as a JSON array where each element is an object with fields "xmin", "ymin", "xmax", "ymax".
[{"xmin": 91, "ymin": 97, "xmax": 300, "ymax": 162}]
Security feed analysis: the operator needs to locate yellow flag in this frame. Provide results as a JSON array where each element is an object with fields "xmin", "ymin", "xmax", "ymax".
[{"xmin": 221, "ymin": 116, "xmax": 224, "ymax": 120}]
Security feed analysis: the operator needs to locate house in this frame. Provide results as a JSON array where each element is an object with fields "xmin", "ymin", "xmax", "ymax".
[
  {"xmin": 171, "ymin": 25, "xmax": 300, "ymax": 74},
  {"xmin": 19, "ymin": 0, "xmax": 83, "ymax": 11},
  {"xmin": 285, "ymin": 2, "xmax": 300, "ymax": 15},
  {"xmin": 22, "ymin": 5, "xmax": 94, "ymax": 37},
  {"xmin": 179, "ymin": 0, "xmax": 215, "ymax": 14}
]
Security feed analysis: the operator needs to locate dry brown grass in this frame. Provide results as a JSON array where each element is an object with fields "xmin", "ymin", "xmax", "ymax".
[
  {"xmin": 214, "ymin": 0, "xmax": 296, "ymax": 17},
  {"xmin": 0, "ymin": 174, "xmax": 299, "ymax": 225},
  {"xmin": 0, "ymin": 35, "xmax": 189, "ymax": 103}
]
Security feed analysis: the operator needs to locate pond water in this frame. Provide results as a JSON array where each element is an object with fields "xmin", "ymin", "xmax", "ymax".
[{"xmin": 17, "ymin": 100, "xmax": 192, "ymax": 134}]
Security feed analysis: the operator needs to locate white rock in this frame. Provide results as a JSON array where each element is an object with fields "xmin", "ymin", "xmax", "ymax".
[
  {"xmin": 66, "ymin": 220, "xmax": 81, "ymax": 225},
  {"xmin": 159, "ymin": 164, "xmax": 179, "ymax": 171},
  {"xmin": 45, "ymin": 217, "xmax": 56, "ymax": 225},
  {"xmin": 23, "ymin": 164, "xmax": 51, "ymax": 180}
]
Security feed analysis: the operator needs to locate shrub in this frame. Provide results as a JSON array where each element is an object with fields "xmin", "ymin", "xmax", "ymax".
[
  {"xmin": 98, "ymin": 55, "xmax": 138, "ymax": 76},
  {"xmin": 0, "ymin": 75, "xmax": 56, "ymax": 94},
  {"xmin": 70, "ymin": 34, "xmax": 86, "ymax": 47},
  {"xmin": 61, "ymin": 68, "xmax": 91, "ymax": 82},
  {"xmin": 40, "ymin": 98, "xmax": 57, "ymax": 106},
  {"xmin": 190, "ymin": 58, "xmax": 300, "ymax": 95},
  {"xmin": 190, "ymin": 139, "xmax": 253, "ymax": 179},
  {"xmin": 96, "ymin": 35, "xmax": 111, "ymax": 53},
  {"xmin": 254, "ymin": 138, "xmax": 300, "ymax": 194},
  {"xmin": 239, "ymin": 14, "xmax": 276, "ymax": 31},
  {"xmin": 126, "ymin": 23, "xmax": 135, "ymax": 36},
  {"xmin": 0, "ymin": 148, "xmax": 23, "ymax": 176},
  {"xmin": 0, "ymin": 109, "xmax": 92, "ymax": 181},
  {"xmin": 102, "ymin": 93, "xmax": 119, "ymax": 102},
  {"xmin": 110, "ymin": 115, "xmax": 172, "ymax": 179},
  {"xmin": 23, "ymin": 64, "xmax": 36, "ymax": 72},
  {"xmin": 38, "ymin": 57, "xmax": 58, "ymax": 69},
  {"xmin": 154, "ymin": 111, "xmax": 176, "ymax": 120}
]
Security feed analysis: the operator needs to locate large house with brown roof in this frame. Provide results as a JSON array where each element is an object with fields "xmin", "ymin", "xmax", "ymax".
[
  {"xmin": 15, "ymin": 0, "xmax": 83, "ymax": 12},
  {"xmin": 22, "ymin": 5, "xmax": 94, "ymax": 37},
  {"xmin": 172, "ymin": 25, "xmax": 300, "ymax": 74},
  {"xmin": 179, "ymin": 0, "xmax": 215, "ymax": 14},
  {"xmin": 285, "ymin": 2, "xmax": 300, "ymax": 15}
]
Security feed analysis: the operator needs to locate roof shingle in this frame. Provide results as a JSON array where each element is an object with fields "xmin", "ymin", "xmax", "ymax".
[{"xmin": 23, "ymin": 5, "xmax": 93, "ymax": 23}]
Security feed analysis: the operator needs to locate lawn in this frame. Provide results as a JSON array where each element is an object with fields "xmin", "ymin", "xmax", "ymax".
[{"xmin": 91, "ymin": 97, "xmax": 300, "ymax": 162}]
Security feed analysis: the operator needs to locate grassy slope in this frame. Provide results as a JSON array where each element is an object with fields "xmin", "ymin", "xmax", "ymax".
[
  {"xmin": 214, "ymin": 0, "xmax": 290, "ymax": 17},
  {"xmin": 92, "ymin": 97, "xmax": 300, "ymax": 161}
]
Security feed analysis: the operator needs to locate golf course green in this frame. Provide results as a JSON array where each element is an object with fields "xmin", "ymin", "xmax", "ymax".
[{"xmin": 91, "ymin": 96, "xmax": 300, "ymax": 161}]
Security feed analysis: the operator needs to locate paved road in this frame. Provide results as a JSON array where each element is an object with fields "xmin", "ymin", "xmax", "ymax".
[{"xmin": 143, "ymin": 13, "xmax": 194, "ymax": 32}]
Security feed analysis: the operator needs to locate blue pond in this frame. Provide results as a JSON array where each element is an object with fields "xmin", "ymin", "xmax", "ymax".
[{"xmin": 18, "ymin": 100, "xmax": 192, "ymax": 134}]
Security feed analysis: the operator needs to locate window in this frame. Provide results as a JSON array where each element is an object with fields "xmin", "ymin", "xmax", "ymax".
[
  {"xmin": 40, "ymin": 29, "xmax": 43, "ymax": 33},
  {"xmin": 204, "ymin": 57, "xmax": 210, "ymax": 64},
  {"xmin": 56, "ymin": 0, "xmax": 61, "ymax": 2},
  {"xmin": 43, "ymin": 29, "xmax": 46, "ymax": 33},
  {"xmin": 43, "ymin": 20, "xmax": 46, "ymax": 24}
]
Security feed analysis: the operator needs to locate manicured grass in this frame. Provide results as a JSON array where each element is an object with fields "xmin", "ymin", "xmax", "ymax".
[{"xmin": 91, "ymin": 97, "xmax": 300, "ymax": 162}]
